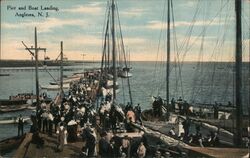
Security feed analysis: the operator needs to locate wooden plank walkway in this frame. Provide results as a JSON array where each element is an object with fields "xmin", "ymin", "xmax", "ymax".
[
  {"xmin": 14, "ymin": 131, "xmax": 249, "ymax": 158},
  {"xmin": 14, "ymin": 133, "xmax": 84, "ymax": 158}
]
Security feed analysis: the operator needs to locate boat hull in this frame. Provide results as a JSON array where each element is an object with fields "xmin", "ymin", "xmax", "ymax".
[
  {"xmin": 0, "ymin": 104, "xmax": 29, "ymax": 113},
  {"xmin": 41, "ymin": 84, "xmax": 70, "ymax": 90},
  {"xmin": 0, "ymin": 135, "xmax": 26, "ymax": 155},
  {"xmin": 0, "ymin": 117, "xmax": 30, "ymax": 124}
]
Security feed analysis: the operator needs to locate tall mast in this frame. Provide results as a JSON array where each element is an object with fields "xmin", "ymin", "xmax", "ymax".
[
  {"xmin": 111, "ymin": 0, "xmax": 117, "ymax": 100},
  {"xmin": 60, "ymin": 41, "xmax": 64, "ymax": 100},
  {"xmin": 34, "ymin": 27, "xmax": 40, "ymax": 109},
  {"xmin": 235, "ymin": 0, "xmax": 242, "ymax": 146},
  {"xmin": 166, "ymin": 0, "xmax": 171, "ymax": 106},
  {"xmin": 22, "ymin": 27, "xmax": 46, "ymax": 111}
]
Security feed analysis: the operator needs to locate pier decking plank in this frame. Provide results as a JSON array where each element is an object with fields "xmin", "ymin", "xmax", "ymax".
[
  {"xmin": 15, "ymin": 133, "xmax": 84, "ymax": 158},
  {"xmin": 14, "ymin": 133, "xmax": 32, "ymax": 158}
]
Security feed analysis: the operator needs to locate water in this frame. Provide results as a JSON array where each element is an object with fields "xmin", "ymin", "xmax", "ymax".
[{"xmin": 0, "ymin": 61, "xmax": 249, "ymax": 141}]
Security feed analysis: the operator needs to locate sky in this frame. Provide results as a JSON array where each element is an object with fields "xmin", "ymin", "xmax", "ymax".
[{"xmin": 1, "ymin": 0, "xmax": 249, "ymax": 61}]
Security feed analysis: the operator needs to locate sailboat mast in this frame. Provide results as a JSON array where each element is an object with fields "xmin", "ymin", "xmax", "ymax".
[
  {"xmin": 166, "ymin": 0, "xmax": 171, "ymax": 106},
  {"xmin": 34, "ymin": 27, "xmax": 40, "ymax": 109},
  {"xmin": 235, "ymin": 0, "xmax": 243, "ymax": 146},
  {"xmin": 60, "ymin": 41, "xmax": 64, "ymax": 100},
  {"xmin": 111, "ymin": 0, "xmax": 117, "ymax": 100}
]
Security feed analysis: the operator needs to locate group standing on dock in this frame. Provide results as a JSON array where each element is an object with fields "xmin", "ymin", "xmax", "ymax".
[{"xmin": 24, "ymin": 70, "xmax": 148, "ymax": 157}]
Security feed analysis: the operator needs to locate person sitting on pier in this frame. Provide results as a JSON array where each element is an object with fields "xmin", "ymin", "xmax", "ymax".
[{"xmin": 18, "ymin": 114, "xmax": 24, "ymax": 136}]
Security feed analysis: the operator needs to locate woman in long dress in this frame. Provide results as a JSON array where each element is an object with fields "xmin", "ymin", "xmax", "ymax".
[{"xmin": 57, "ymin": 123, "xmax": 66, "ymax": 152}]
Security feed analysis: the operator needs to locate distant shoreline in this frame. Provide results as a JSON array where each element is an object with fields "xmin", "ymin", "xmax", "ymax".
[
  {"xmin": 0, "ymin": 60, "xmax": 249, "ymax": 67},
  {"xmin": 0, "ymin": 60, "xmax": 98, "ymax": 67}
]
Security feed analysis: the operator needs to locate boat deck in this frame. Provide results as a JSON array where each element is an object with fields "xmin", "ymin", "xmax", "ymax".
[
  {"xmin": 186, "ymin": 146, "xmax": 249, "ymax": 158},
  {"xmin": 142, "ymin": 120, "xmax": 249, "ymax": 157}
]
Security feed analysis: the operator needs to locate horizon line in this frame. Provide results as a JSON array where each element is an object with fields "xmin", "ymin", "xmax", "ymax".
[{"xmin": 0, "ymin": 59, "xmax": 250, "ymax": 63}]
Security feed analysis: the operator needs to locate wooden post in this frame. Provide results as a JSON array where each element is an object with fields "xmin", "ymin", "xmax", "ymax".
[
  {"xmin": 34, "ymin": 27, "xmax": 40, "ymax": 110},
  {"xmin": 60, "ymin": 41, "xmax": 64, "ymax": 100},
  {"xmin": 166, "ymin": 0, "xmax": 171, "ymax": 106},
  {"xmin": 111, "ymin": 0, "xmax": 117, "ymax": 100},
  {"xmin": 22, "ymin": 27, "xmax": 46, "ymax": 111},
  {"xmin": 235, "ymin": 0, "xmax": 242, "ymax": 147}
]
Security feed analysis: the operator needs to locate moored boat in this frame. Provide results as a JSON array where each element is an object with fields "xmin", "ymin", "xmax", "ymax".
[
  {"xmin": 0, "ymin": 116, "xmax": 30, "ymax": 124},
  {"xmin": 49, "ymin": 76, "xmax": 81, "ymax": 85},
  {"xmin": 41, "ymin": 83, "xmax": 70, "ymax": 91},
  {"xmin": 0, "ymin": 135, "xmax": 26, "ymax": 155},
  {"xmin": 140, "ymin": 0, "xmax": 248, "ymax": 154},
  {"xmin": 0, "ymin": 99, "xmax": 27, "ymax": 106},
  {"xmin": 0, "ymin": 104, "xmax": 29, "ymax": 113}
]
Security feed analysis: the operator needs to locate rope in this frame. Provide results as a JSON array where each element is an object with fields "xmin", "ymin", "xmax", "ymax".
[
  {"xmin": 115, "ymin": 1, "xmax": 133, "ymax": 104},
  {"xmin": 150, "ymin": 0, "xmax": 167, "ymax": 97}
]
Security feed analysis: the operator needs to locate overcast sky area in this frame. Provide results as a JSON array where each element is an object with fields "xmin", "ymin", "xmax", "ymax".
[{"xmin": 1, "ymin": 0, "xmax": 249, "ymax": 61}]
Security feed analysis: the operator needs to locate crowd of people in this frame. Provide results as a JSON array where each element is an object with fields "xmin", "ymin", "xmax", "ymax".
[
  {"xmin": 168, "ymin": 118, "xmax": 220, "ymax": 148},
  {"xmin": 152, "ymin": 95, "xmax": 230, "ymax": 121},
  {"xmin": 27, "ymin": 70, "xmax": 148, "ymax": 157}
]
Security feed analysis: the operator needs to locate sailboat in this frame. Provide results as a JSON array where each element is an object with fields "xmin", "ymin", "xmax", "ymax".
[
  {"xmin": 140, "ymin": 0, "xmax": 247, "ymax": 150},
  {"xmin": 98, "ymin": 0, "xmax": 133, "ymax": 104}
]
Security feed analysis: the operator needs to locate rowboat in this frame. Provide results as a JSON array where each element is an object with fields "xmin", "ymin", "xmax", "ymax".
[
  {"xmin": 0, "ymin": 116, "xmax": 30, "ymax": 124},
  {"xmin": 0, "ymin": 99, "xmax": 27, "ymax": 106},
  {"xmin": 41, "ymin": 84, "xmax": 70, "ymax": 91},
  {"xmin": 0, "ymin": 104, "xmax": 29, "ymax": 113},
  {"xmin": 49, "ymin": 76, "xmax": 81, "ymax": 85},
  {"xmin": 0, "ymin": 135, "xmax": 26, "ymax": 155}
]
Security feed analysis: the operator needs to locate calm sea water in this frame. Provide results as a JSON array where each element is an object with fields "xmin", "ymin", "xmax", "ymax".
[{"xmin": 0, "ymin": 61, "xmax": 249, "ymax": 141}]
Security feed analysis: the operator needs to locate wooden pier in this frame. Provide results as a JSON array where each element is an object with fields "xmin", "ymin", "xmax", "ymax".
[
  {"xmin": 14, "ymin": 131, "xmax": 249, "ymax": 158},
  {"xmin": 14, "ymin": 133, "xmax": 84, "ymax": 158}
]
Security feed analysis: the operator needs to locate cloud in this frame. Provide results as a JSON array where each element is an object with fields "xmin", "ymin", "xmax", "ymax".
[
  {"xmin": 120, "ymin": 8, "xmax": 146, "ymax": 17},
  {"xmin": 146, "ymin": 18, "xmax": 225, "ymax": 30},
  {"xmin": 123, "ymin": 37, "xmax": 146, "ymax": 45},
  {"xmin": 62, "ymin": 4, "xmax": 103, "ymax": 15},
  {"xmin": 2, "ymin": 18, "xmax": 87, "ymax": 32},
  {"xmin": 64, "ymin": 35, "xmax": 102, "ymax": 46}
]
